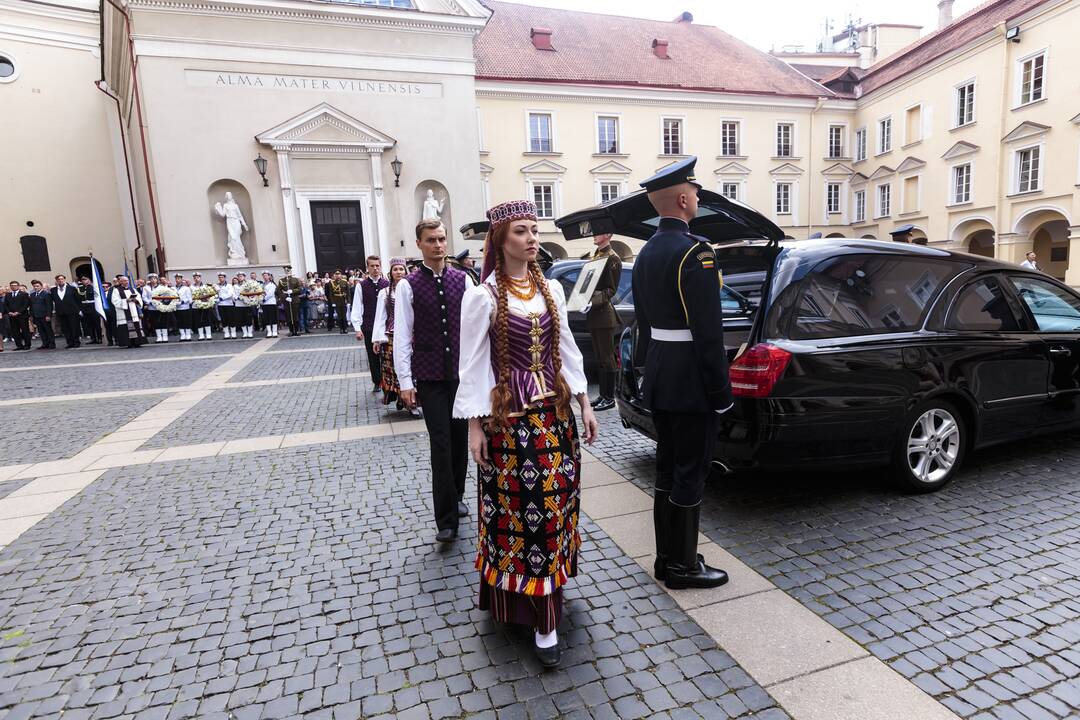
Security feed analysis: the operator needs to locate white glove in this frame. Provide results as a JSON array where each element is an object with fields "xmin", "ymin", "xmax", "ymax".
[{"xmin": 578, "ymin": 303, "xmax": 592, "ymax": 316}]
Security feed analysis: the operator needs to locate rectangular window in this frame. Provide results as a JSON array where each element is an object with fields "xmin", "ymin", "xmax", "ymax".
[
  {"xmin": 1016, "ymin": 146, "xmax": 1041, "ymax": 193},
  {"xmin": 826, "ymin": 183, "xmax": 841, "ymax": 213},
  {"xmin": 828, "ymin": 125, "xmax": 844, "ymax": 158},
  {"xmin": 1019, "ymin": 52, "xmax": 1045, "ymax": 105},
  {"xmin": 903, "ymin": 176, "xmax": 919, "ymax": 214},
  {"xmin": 855, "ymin": 128, "xmax": 867, "ymax": 162},
  {"xmin": 952, "ymin": 163, "xmax": 971, "ymax": 204},
  {"xmin": 876, "ymin": 183, "xmax": 891, "ymax": 217},
  {"xmin": 905, "ymin": 105, "xmax": 922, "ymax": 144},
  {"xmin": 721, "ymin": 121, "xmax": 740, "ymax": 156},
  {"xmin": 854, "ymin": 190, "xmax": 866, "ymax": 222},
  {"xmin": 527, "ymin": 113, "xmax": 552, "ymax": 153},
  {"xmin": 597, "ymin": 116, "xmax": 619, "ymax": 154},
  {"xmin": 721, "ymin": 182, "xmax": 740, "ymax": 200},
  {"xmin": 775, "ymin": 183, "xmax": 791, "ymax": 214},
  {"xmin": 877, "ymin": 117, "xmax": 892, "ymax": 154},
  {"xmin": 776, "ymin": 123, "xmax": 793, "ymax": 158},
  {"xmin": 19, "ymin": 235, "xmax": 51, "ymax": 272},
  {"xmin": 662, "ymin": 118, "xmax": 683, "ymax": 155},
  {"xmin": 532, "ymin": 183, "xmax": 554, "ymax": 219},
  {"xmin": 600, "ymin": 183, "xmax": 620, "ymax": 203},
  {"xmin": 955, "ymin": 81, "xmax": 975, "ymax": 127}
]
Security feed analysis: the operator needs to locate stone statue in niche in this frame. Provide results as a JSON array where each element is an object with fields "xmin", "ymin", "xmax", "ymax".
[
  {"xmin": 213, "ymin": 192, "xmax": 250, "ymax": 265},
  {"xmin": 421, "ymin": 189, "xmax": 446, "ymax": 221}
]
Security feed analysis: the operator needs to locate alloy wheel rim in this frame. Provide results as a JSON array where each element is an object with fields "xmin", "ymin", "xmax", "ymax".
[{"xmin": 906, "ymin": 408, "xmax": 960, "ymax": 484}]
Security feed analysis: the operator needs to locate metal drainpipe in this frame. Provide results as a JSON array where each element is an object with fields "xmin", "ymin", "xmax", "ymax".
[
  {"xmin": 993, "ymin": 21, "xmax": 1010, "ymax": 260},
  {"xmin": 806, "ymin": 96, "xmax": 827, "ymax": 238},
  {"xmin": 102, "ymin": 0, "xmax": 166, "ymax": 274}
]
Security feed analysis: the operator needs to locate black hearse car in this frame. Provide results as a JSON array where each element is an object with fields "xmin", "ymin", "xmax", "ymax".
[{"xmin": 557, "ymin": 190, "xmax": 1080, "ymax": 492}]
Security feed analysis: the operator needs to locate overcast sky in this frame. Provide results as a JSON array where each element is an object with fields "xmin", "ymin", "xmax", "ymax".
[{"xmin": 497, "ymin": 0, "xmax": 984, "ymax": 52}]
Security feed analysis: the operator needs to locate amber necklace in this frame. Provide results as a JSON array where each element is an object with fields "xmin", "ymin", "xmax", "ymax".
[{"xmin": 505, "ymin": 273, "xmax": 536, "ymax": 301}]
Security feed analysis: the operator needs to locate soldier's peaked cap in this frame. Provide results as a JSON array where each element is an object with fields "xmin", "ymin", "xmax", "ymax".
[
  {"xmin": 639, "ymin": 156, "xmax": 702, "ymax": 192},
  {"xmin": 889, "ymin": 224, "xmax": 915, "ymax": 236}
]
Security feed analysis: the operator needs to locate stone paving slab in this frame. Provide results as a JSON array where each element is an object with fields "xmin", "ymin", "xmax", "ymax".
[
  {"xmin": 0, "ymin": 396, "xmax": 168, "ymax": 466},
  {"xmin": 0, "ymin": 358, "xmax": 229, "ymax": 401},
  {"xmin": 0, "ymin": 437, "xmax": 791, "ymax": 720},
  {"xmin": 591, "ymin": 413, "xmax": 1080, "ymax": 720},
  {"xmin": 228, "ymin": 346, "xmax": 370, "ymax": 383}
]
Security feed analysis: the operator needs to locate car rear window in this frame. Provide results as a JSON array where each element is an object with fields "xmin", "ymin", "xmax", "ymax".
[{"xmin": 786, "ymin": 255, "xmax": 957, "ymax": 340}]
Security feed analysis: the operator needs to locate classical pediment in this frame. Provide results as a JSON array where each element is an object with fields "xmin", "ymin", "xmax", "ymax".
[
  {"xmin": 867, "ymin": 165, "xmax": 895, "ymax": 181},
  {"xmin": 256, "ymin": 103, "xmax": 395, "ymax": 151},
  {"xmin": 820, "ymin": 162, "xmax": 854, "ymax": 177},
  {"xmin": 1002, "ymin": 121, "xmax": 1050, "ymax": 144},
  {"xmin": 941, "ymin": 141, "xmax": 979, "ymax": 160},
  {"xmin": 589, "ymin": 160, "xmax": 632, "ymax": 175},
  {"xmin": 715, "ymin": 161, "xmax": 751, "ymax": 176},
  {"xmin": 896, "ymin": 157, "xmax": 926, "ymax": 174},
  {"xmin": 1072, "ymin": 111, "xmax": 1080, "ymax": 124},
  {"xmin": 520, "ymin": 159, "xmax": 566, "ymax": 174},
  {"xmin": 849, "ymin": 172, "xmax": 869, "ymax": 187},
  {"xmin": 769, "ymin": 162, "xmax": 804, "ymax": 176}
]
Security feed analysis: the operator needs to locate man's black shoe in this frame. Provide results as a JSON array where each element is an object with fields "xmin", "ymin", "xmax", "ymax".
[
  {"xmin": 535, "ymin": 641, "xmax": 561, "ymax": 669},
  {"xmin": 435, "ymin": 528, "xmax": 456, "ymax": 543},
  {"xmin": 592, "ymin": 397, "xmax": 616, "ymax": 412},
  {"xmin": 457, "ymin": 501, "xmax": 468, "ymax": 517}
]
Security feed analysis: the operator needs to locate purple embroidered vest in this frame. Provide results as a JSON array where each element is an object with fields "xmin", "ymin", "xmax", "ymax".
[
  {"xmin": 360, "ymin": 277, "xmax": 388, "ymax": 334},
  {"xmin": 491, "ymin": 310, "xmax": 557, "ymax": 414},
  {"xmin": 385, "ymin": 289, "xmax": 396, "ymax": 335},
  {"xmin": 408, "ymin": 265, "xmax": 465, "ymax": 382}
]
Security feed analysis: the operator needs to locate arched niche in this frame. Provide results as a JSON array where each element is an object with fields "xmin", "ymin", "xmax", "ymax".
[
  {"xmin": 540, "ymin": 241, "xmax": 567, "ymax": 260},
  {"xmin": 207, "ymin": 180, "xmax": 257, "ymax": 265},
  {"xmin": 415, "ymin": 180, "xmax": 452, "ymax": 243},
  {"xmin": 825, "ymin": 233, "xmax": 846, "ymax": 238},
  {"xmin": 966, "ymin": 230, "xmax": 995, "ymax": 258},
  {"xmin": 70, "ymin": 256, "xmax": 104, "ymax": 282}
]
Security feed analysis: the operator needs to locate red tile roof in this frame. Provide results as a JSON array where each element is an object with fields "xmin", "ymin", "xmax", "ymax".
[
  {"xmin": 856, "ymin": 0, "xmax": 1049, "ymax": 95},
  {"xmin": 474, "ymin": 1, "xmax": 831, "ymax": 98},
  {"xmin": 789, "ymin": 63, "xmax": 850, "ymax": 82}
]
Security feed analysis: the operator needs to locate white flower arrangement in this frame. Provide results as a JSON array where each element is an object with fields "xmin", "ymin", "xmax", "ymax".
[
  {"xmin": 191, "ymin": 284, "xmax": 218, "ymax": 310},
  {"xmin": 150, "ymin": 285, "xmax": 180, "ymax": 313},
  {"xmin": 238, "ymin": 279, "xmax": 265, "ymax": 307}
]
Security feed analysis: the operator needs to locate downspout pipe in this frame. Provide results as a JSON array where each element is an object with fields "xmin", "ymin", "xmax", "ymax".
[{"xmin": 806, "ymin": 96, "xmax": 827, "ymax": 238}]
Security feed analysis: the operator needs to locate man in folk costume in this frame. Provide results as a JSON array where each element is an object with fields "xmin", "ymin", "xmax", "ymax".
[
  {"xmin": 394, "ymin": 220, "xmax": 470, "ymax": 544},
  {"xmin": 214, "ymin": 273, "xmax": 236, "ymax": 339},
  {"xmin": 110, "ymin": 275, "xmax": 147, "ymax": 349},
  {"xmin": 584, "ymin": 233, "xmax": 623, "ymax": 411},
  {"xmin": 277, "ymin": 265, "xmax": 304, "ymax": 337},
  {"xmin": 326, "ymin": 270, "xmax": 350, "ymax": 333},
  {"xmin": 632, "ymin": 157, "xmax": 730, "ymax": 591},
  {"xmin": 454, "ymin": 200, "xmax": 598, "ymax": 667},
  {"xmin": 261, "ymin": 271, "xmax": 279, "ymax": 338},
  {"xmin": 351, "ymin": 255, "xmax": 389, "ymax": 393}
]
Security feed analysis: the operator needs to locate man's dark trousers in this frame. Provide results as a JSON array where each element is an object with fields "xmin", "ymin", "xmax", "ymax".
[
  {"xmin": 10, "ymin": 316, "xmax": 31, "ymax": 349},
  {"xmin": 653, "ymin": 410, "xmax": 719, "ymax": 506},
  {"xmin": 417, "ymin": 380, "xmax": 468, "ymax": 532},
  {"xmin": 363, "ymin": 333, "xmax": 382, "ymax": 388},
  {"xmin": 33, "ymin": 316, "xmax": 55, "ymax": 349}
]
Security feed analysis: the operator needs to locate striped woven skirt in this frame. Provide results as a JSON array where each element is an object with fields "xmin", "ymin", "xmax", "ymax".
[
  {"xmin": 379, "ymin": 334, "xmax": 400, "ymax": 404},
  {"xmin": 476, "ymin": 405, "xmax": 580, "ymax": 632}
]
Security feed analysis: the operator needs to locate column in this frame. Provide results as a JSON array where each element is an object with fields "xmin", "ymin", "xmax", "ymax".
[
  {"xmin": 993, "ymin": 232, "xmax": 1031, "ymax": 265},
  {"xmin": 275, "ymin": 148, "xmax": 306, "ymax": 276},
  {"xmin": 1064, "ymin": 226, "xmax": 1080, "ymax": 288},
  {"xmin": 369, "ymin": 150, "xmax": 390, "ymax": 264}
]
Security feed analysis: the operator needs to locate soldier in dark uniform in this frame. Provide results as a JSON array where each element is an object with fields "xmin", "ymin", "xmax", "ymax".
[
  {"xmin": 326, "ymin": 270, "xmax": 350, "ymax": 333},
  {"xmin": 586, "ymin": 233, "xmax": 622, "ymax": 411},
  {"xmin": 77, "ymin": 276, "xmax": 102, "ymax": 344},
  {"xmin": 632, "ymin": 156, "xmax": 730, "ymax": 590},
  {"xmin": 276, "ymin": 265, "xmax": 304, "ymax": 336}
]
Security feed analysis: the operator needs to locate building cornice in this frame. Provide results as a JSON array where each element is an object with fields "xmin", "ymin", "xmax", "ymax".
[
  {"xmin": 0, "ymin": 23, "xmax": 100, "ymax": 51},
  {"xmin": 0, "ymin": 0, "xmax": 98, "ymax": 24},
  {"xmin": 476, "ymin": 81, "xmax": 855, "ymax": 113}
]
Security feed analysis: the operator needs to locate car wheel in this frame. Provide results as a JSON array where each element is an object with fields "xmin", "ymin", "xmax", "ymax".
[{"xmin": 892, "ymin": 400, "xmax": 966, "ymax": 493}]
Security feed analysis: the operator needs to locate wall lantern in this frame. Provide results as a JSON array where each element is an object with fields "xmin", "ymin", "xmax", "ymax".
[
  {"xmin": 390, "ymin": 155, "xmax": 403, "ymax": 188},
  {"xmin": 253, "ymin": 153, "xmax": 269, "ymax": 187}
]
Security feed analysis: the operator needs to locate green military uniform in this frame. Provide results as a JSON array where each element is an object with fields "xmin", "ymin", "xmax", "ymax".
[
  {"xmin": 587, "ymin": 244, "xmax": 623, "ymax": 410},
  {"xmin": 277, "ymin": 274, "xmax": 304, "ymax": 336},
  {"xmin": 326, "ymin": 277, "xmax": 350, "ymax": 333}
]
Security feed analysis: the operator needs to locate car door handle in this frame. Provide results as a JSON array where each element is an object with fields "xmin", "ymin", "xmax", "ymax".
[{"xmin": 1049, "ymin": 346, "xmax": 1072, "ymax": 356}]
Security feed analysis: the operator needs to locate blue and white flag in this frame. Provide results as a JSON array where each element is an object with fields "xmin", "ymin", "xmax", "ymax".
[{"xmin": 90, "ymin": 254, "xmax": 109, "ymax": 319}]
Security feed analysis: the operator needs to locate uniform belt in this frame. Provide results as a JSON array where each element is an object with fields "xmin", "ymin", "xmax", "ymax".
[{"xmin": 651, "ymin": 327, "xmax": 693, "ymax": 342}]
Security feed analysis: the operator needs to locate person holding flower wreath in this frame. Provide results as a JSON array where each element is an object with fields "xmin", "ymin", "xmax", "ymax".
[
  {"xmin": 190, "ymin": 272, "xmax": 217, "ymax": 341},
  {"xmin": 174, "ymin": 274, "xmax": 194, "ymax": 342},
  {"xmin": 260, "ymin": 271, "xmax": 279, "ymax": 338},
  {"xmin": 453, "ymin": 200, "xmax": 598, "ymax": 668}
]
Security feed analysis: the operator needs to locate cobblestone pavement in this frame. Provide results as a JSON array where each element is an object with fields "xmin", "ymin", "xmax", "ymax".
[
  {"xmin": 0, "ymin": 437, "xmax": 789, "ymax": 720},
  {"xmin": 0, "ymin": 396, "xmax": 167, "ymax": 465},
  {"xmin": 0, "ymin": 358, "xmax": 230, "ymax": 401},
  {"xmin": 0, "ymin": 341, "xmax": 243, "ymax": 368},
  {"xmin": 0, "ymin": 478, "xmax": 32, "ymax": 500},
  {"xmin": 592, "ymin": 414, "xmax": 1080, "ymax": 720},
  {"xmin": 229, "ymin": 348, "xmax": 369, "ymax": 383}
]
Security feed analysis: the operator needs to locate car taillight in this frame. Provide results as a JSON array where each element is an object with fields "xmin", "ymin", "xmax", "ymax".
[{"xmin": 729, "ymin": 344, "xmax": 791, "ymax": 398}]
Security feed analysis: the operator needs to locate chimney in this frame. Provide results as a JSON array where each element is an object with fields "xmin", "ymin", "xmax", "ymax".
[
  {"xmin": 673, "ymin": 11, "xmax": 693, "ymax": 23},
  {"xmin": 652, "ymin": 38, "xmax": 669, "ymax": 59},
  {"xmin": 937, "ymin": 0, "xmax": 954, "ymax": 29},
  {"xmin": 530, "ymin": 27, "xmax": 553, "ymax": 51}
]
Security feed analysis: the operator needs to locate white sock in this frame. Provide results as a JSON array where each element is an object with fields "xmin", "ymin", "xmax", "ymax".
[{"xmin": 535, "ymin": 630, "xmax": 557, "ymax": 648}]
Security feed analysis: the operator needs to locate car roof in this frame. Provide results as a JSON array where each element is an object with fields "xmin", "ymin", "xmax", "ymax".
[{"xmin": 763, "ymin": 238, "xmax": 1018, "ymax": 272}]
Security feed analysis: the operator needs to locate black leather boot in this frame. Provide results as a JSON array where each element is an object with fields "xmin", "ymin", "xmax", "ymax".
[
  {"xmin": 665, "ymin": 502, "xmax": 729, "ymax": 590},
  {"xmin": 653, "ymin": 490, "xmax": 670, "ymax": 581}
]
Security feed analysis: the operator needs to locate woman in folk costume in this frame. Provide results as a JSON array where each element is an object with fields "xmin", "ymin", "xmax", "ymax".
[
  {"xmin": 370, "ymin": 257, "xmax": 414, "ymax": 414},
  {"xmin": 453, "ymin": 200, "xmax": 598, "ymax": 668}
]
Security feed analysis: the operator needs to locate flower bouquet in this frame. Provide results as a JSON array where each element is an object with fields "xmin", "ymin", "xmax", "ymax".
[
  {"xmin": 150, "ymin": 284, "xmax": 180, "ymax": 312},
  {"xmin": 238, "ymin": 279, "xmax": 265, "ymax": 307},
  {"xmin": 191, "ymin": 284, "xmax": 218, "ymax": 310}
]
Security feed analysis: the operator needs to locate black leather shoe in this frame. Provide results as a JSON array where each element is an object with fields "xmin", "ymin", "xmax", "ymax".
[
  {"xmin": 592, "ymin": 397, "xmax": 616, "ymax": 412},
  {"xmin": 664, "ymin": 503, "xmax": 729, "ymax": 590},
  {"xmin": 535, "ymin": 641, "xmax": 561, "ymax": 669},
  {"xmin": 435, "ymin": 528, "xmax": 456, "ymax": 543},
  {"xmin": 457, "ymin": 501, "xmax": 468, "ymax": 517}
]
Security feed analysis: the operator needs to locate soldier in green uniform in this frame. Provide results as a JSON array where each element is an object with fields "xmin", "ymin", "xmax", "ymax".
[
  {"xmin": 277, "ymin": 265, "xmax": 304, "ymax": 337},
  {"xmin": 586, "ymin": 233, "xmax": 622, "ymax": 411},
  {"xmin": 326, "ymin": 269, "xmax": 350, "ymax": 334}
]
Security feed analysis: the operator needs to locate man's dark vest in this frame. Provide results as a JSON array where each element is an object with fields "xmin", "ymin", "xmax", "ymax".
[
  {"xmin": 360, "ymin": 276, "xmax": 388, "ymax": 334},
  {"xmin": 407, "ymin": 265, "xmax": 465, "ymax": 383}
]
